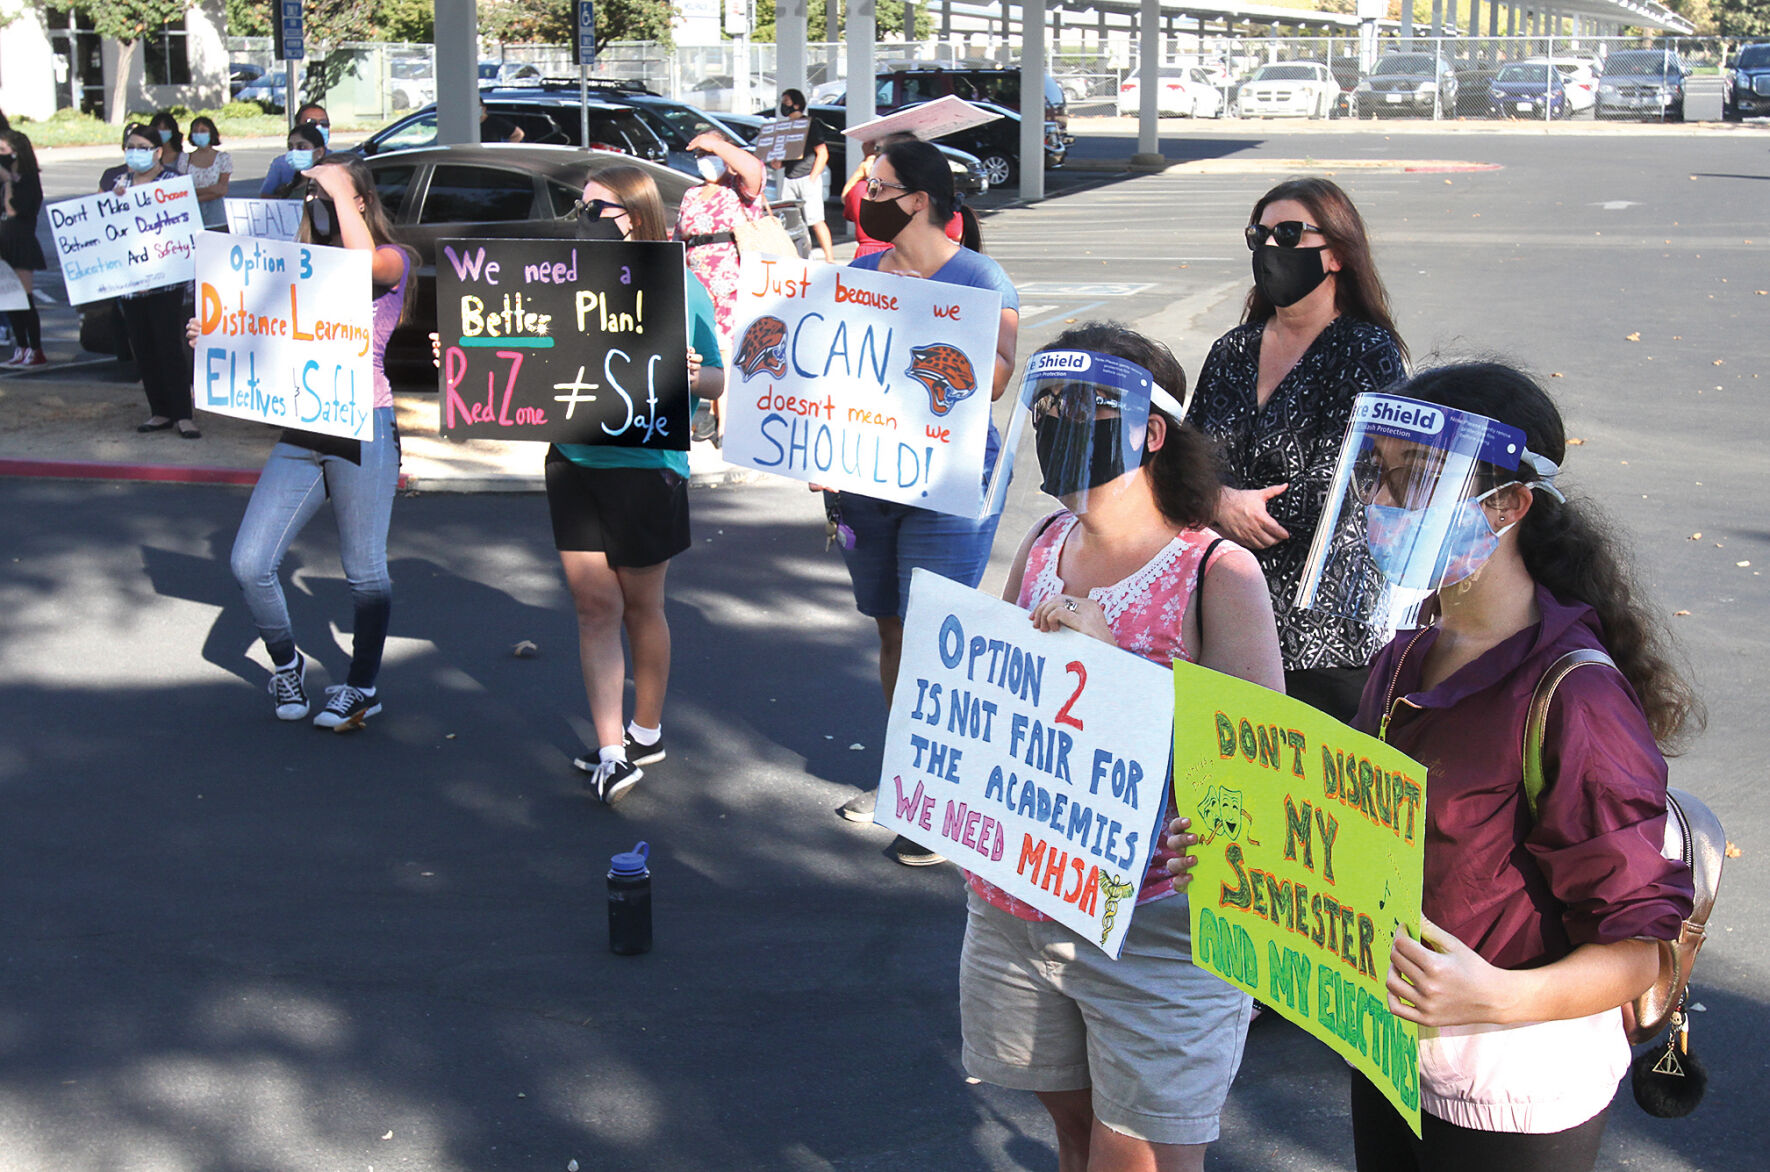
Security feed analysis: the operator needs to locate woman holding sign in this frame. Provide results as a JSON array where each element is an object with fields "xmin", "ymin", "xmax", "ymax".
[
  {"xmin": 556, "ymin": 165, "xmax": 725, "ymax": 803},
  {"xmin": 0, "ymin": 127, "xmax": 47, "ymax": 366},
  {"xmin": 960, "ymin": 324, "xmax": 1283, "ymax": 1172},
  {"xmin": 207, "ymin": 156, "xmax": 415, "ymax": 731},
  {"xmin": 103, "ymin": 123, "xmax": 197, "ymax": 438},
  {"xmin": 830, "ymin": 138, "xmax": 1019, "ymax": 865}
]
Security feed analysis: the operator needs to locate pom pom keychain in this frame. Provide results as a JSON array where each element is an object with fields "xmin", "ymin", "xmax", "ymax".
[{"xmin": 1631, "ymin": 1002, "xmax": 1708, "ymax": 1118}]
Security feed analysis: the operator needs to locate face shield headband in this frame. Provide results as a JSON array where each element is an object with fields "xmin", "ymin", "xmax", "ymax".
[{"xmin": 1295, "ymin": 392, "xmax": 1534, "ymax": 631}]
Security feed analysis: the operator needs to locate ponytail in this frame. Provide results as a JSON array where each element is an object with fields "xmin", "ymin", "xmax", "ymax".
[{"xmin": 958, "ymin": 205, "xmax": 982, "ymax": 252}]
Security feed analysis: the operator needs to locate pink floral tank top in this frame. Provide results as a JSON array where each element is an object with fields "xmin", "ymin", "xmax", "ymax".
[{"xmin": 966, "ymin": 510, "xmax": 1234, "ymax": 922}]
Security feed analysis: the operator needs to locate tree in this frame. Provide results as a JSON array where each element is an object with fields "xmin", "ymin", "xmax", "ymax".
[
  {"xmin": 42, "ymin": 0, "xmax": 192, "ymax": 123},
  {"xmin": 752, "ymin": 0, "xmax": 932, "ymax": 43},
  {"xmin": 478, "ymin": 0, "xmax": 674, "ymax": 49},
  {"xmin": 1714, "ymin": 0, "xmax": 1770, "ymax": 39}
]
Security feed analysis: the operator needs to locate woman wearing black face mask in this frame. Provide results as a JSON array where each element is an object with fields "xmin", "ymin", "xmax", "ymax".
[
  {"xmin": 828, "ymin": 138, "xmax": 1017, "ymax": 865},
  {"xmin": 1188, "ymin": 178, "xmax": 1408, "ymax": 723}
]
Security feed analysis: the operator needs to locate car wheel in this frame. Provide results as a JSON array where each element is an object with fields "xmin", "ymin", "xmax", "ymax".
[
  {"xmin": 1724, "ymin": 101, "xmax": 1741, "ymax": 122},
  {"xmin": 979, "ymin": 153, "xmax": 1013, "ymax": 187},
  {"xmin": 1671, "ymin": 101, "xmax": 1685, "ymax": 123}
]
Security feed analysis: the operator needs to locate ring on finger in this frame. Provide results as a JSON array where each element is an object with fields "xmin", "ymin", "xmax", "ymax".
[{"xmin": 1063, "ymin": 598, "xmax": 1078, "ymax": 612}]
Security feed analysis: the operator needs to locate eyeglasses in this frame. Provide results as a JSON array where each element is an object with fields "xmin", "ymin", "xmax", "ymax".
[
  {"xmin": 1244, "ymin": 220, "xmax": 1325, "ymax": 250},
  {"xmin": 1350, "ymin": 451, "xmax": 1445, "ymax": 506},
  {"xmin": 583, "ymin": 198, "xmax": 626, "ymax": 218},
  {"xmin": 864, "ymin": 178, "xmax": 912, "ymax": 200}
]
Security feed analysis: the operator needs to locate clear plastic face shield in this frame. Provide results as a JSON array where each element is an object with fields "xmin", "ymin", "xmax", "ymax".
[
  {"xmin": 987, "ymin": 349, "xmax": 1188, "ymax": 517},
  {"xmin": 1296, "ymin": 392, "xmax": 1552, "ymax": 630}
]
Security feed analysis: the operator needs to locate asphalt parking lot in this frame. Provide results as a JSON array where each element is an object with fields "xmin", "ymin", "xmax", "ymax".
[{"xmin": 2, "ymin": 121, "xmax": 1767, "ymax": 1170}]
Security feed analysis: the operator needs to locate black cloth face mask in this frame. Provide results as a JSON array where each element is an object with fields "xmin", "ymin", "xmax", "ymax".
[
  {"xmin": 1035, "ymin": 416, "xmax": 1130, "ymax": 500},
  {"xmin": 858, "ymin": 193, "xmax": 916, "ymax": 244},
  {"xmin": 1252, "ymin": 244, "xmax": 1330, "ymax": 308}
]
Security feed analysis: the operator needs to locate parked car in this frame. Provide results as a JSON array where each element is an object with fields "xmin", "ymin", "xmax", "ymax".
[
  {"xmin": 808, "ymin": 98, "xmax": 1062, "ymax": 189},
  {"xmin": 478, "ymin": 61, "xmax": 543, "ymax": 85},
  {"xmin": 236, "ymin": 69, "xmax": 310, "ymax": 113},
  {"xmin": 360, "ymin": 92, "xmax": 671, "ymax": 167},
  {"xmin": 390, "ymin": 59, "xmax": 436, "ymax": 111},
  {"xmin": 1115, "ymin": 65, "xmax": 1224, "ymax": 118},
  {"xmin": 720, "ymin": 110, "xmax": 990, "ymax": 199},
  {"xmin": 684, "ymin": 73, "xmax": 778, "ymax": 113},
  {"xmin": 613, "ymin": 93, "xmax": 762, "ymax": 176},
  {"xmin": 1724, "ymin": 42, "xmax": 1770, "ymax": 120},
  {"xmin": 1351, "ymin": 52, "xmax": 1459, "ymax": 119},
  {"xmin": 229, "ymin": 62, "xmax": 265, "ymax": 99},
  {"xmin": 1526, "ymin": 55, "xmax": 1600, "ymax": 113},
  {"xmin": 1235, "ymin": 61, "xmax": 1339, "ymax": 119},
  {"xmin": 1487, "ymin": 62, "xmax": 1568, "ymax": 119},
  {"xmin": 360, "ymin": 145, "xmax": 808, "ymax": 385},
  {"xmin": 1595, "ymin": 49, "xmax": 1686, "ymax": 121},
  {"xmin": 867, "ymin": 65, "xmax": 1070, "ymax": 133}
]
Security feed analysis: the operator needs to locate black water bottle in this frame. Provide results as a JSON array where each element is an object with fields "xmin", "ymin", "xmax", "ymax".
[{"xmin": 607, "ymin": 841, "xmax": 652, "ymax": 955}]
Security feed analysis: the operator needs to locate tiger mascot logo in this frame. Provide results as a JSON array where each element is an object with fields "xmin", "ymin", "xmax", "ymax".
[
  {"xmin": 734, "ymin": 315, "xmax": 789, "ymax": 380},
  {"xmin": 905, "ymin": 344, "xmax": 977, "ymax": 417}
]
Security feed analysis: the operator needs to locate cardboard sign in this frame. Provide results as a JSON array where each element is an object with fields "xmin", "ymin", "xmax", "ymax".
[
  {"xmin": 436, "ymin": 238, "xmax": 690, "ymax": 447},
  {"xmin": 49, "ymin": 177, "xmax": 201, "ymax": 304},
  {"xmin": 190, "ymin": 232, "xmax": 376, "ymax": 440},
  {"xmin": 0, "ymin": 260, "xmax": 28, "ymax": 311},
  {"xmin": 876, "ymin": 571, "xmax": 1173, "ymax": 958},
  {"xmin": 753, "ymin": 115, "xmax": 810, "ymax": 164},
  {"xmin": 224, "ymin": 197, "xmax": 304, "ymax": 242},
  {"xmin": 722, "ymin": 256, "xmax": 1001, "ymax": 517},
  {"xmin": 1173, "ymin": 658, "xmax": 1426, "ymax": 1135},
  {"xmin": 843, "ymin": 95, "xmax": 1004, "ymax": 144}
]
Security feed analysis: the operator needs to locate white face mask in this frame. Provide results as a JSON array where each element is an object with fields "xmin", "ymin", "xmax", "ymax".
[{"xmin": 696, "ymin": 154, "xmax": 727, "ymax": 183}]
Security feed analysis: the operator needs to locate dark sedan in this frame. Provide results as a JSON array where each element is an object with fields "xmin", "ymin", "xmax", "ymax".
[
  {"xmin": 810, "ymin": 99, "xmax": 1064, "ymax": 189},
  {"xmin": 1351, "ymin": 53, "xmax": 1458, "ymax": 119},
  {"xmin": 1725, "ymin": 42, "xmax": 1770, "ymax": 120},
  {"xmin": 1487, "ymin": 63, "xmax": 1568, "ymax": 119}
]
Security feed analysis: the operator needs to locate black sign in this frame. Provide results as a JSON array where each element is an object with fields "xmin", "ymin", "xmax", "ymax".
[{"xmin": 436, "ymin": 237, "xmax": 690, "ymax": 449}]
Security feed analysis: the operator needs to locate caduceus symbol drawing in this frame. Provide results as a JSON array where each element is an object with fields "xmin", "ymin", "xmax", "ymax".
[{"xmin": 1097, "ymin": 873, "xmax": 1138, "ymax": 946}]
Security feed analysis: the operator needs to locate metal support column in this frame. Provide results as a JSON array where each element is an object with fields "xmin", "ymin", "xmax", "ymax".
[
  {"xmin": 435, "ymin": 0, "xmax": 478, "ymax": 145},
  {"xmin": 1019, "ymin": 0, "xmax": 1047, "ymax": 201}
]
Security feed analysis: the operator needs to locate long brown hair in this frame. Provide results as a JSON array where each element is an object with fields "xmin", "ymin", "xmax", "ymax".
[
  {"xmin": 1243, "ymin": 178, "xmax": 1407, "ymax": 362},
  {"xmin": 299, "ymin": 154, "xmax": 417, "ymax": 326},
  {"xmin": 585, "ymin": 163, "xmax": 667, "ymax": 243},
  {"xmin": 1405, "ymin": 362, "xmax": 1703, "ymax": 749}
]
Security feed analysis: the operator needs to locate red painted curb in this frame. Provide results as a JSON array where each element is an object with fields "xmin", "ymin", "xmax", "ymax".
[
  {"xmin": 0, "ymin": 459, "xmax": 261, "ymax": 485},
  {"xmin": 1402, "ymin": 163, "xmax": 1505, "ymax": 173}
]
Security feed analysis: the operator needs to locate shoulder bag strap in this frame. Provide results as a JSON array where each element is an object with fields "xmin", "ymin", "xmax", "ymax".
[{"xmin": 1522, "ymin": 648, "xmax": 1618, "ymax": 819}]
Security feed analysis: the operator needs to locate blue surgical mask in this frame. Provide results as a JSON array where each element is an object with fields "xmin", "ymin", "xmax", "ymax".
[
  {"xmin": 696, "ymin": 154, "xmax": 727, "ymax": 182},
  {"xmin": 157, "ymin": 128, "xmax": 173, "ymax": 144},
  {"xmin": 125, "ymin": 148, "xmax": 157, "ymax": 173},
  {"xmin": 190, "ymin": 131, "xmax": 211, "ymax": 148},
  {"xmin": 286, "ymin": 149, "xmax": 316, "ymax": 173},
  {"xmin": 1364, "ymin": 486, "xmax": 1515, "ymax": 590},
  {"xmin": 315, "ymin": 124, "xmax": 331, "ymax": 146}
]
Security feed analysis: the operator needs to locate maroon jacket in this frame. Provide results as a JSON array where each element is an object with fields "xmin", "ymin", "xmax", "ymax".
[{"xmin": 1356, "ymin": 586, "xmax": 1693, "ymax": 970}]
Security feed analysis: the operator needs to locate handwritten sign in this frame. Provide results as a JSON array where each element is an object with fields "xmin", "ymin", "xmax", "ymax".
[
  {"xmin": 877, "ymin": 571, "xmax": 1172, "ymax": 958},
  {"xmin": 190, "ymin": 232, "xmax": 376, "ymax": 440},
  {"xmin": 48, "ymin": 177, "xmax": 200, "ymax": 304},
  {"xmin": 0, "ymin": 260, "xmax": 27, "ymax": 311},
  {"xmin": 753, "ymin": 114, "xmax": 810, "ymax": 164},
  {"xmin": 436, "ymin": 237, "xmax": 690, "ymax": 447},
  {"xmin": 843, "ymin": 95, "xmax": 1004, "ymax": 145},
  {"xmin": 1173, "ymin": 658, "xmax": 1426, "ymax": 1135},
  {"xmin": 224, "ymin": 197, "xmax": 304, "ymax": 242},
  {"xmin": 723, "ymin": 256, "xmax": 1001, "ymax": 517}
]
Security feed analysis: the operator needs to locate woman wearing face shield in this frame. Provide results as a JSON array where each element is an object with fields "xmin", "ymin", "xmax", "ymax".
[
  {"xmin": 1188, "ymin": 179, "xmax": 1408, "ymax": 723},
  {"xmin": 829, "ymin": 138, "xmax": 1017, "ymax": 865},
  {"xmin": 1171, "ymin": 364, "xmax": 1699, "ymax": 1170},
  {"xmin": 963, "ymin": 323, "xmax": 1283, "ymax": 1172},
  {"xmin": 189, "ymin": 156, "xmax": 415, "ymax": 731},
  {"xmin": 101, "ymin": 123, "xmax": 195, "ymax": 437}
]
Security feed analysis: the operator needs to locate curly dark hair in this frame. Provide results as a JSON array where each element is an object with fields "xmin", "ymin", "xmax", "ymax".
[
  {"xmin": 1402, "ymin": 362, "xmax": 1703, "ymax": 749},
  {"xmin": 1040, "ymin": 321, "xmax": 1221, "ymax": 530}
]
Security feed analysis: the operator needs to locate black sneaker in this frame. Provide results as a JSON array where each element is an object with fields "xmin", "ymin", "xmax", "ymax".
[
  {"xmin": 889, "ymin": 834, "xmax": 945, "ymax": 867},
  {"xmin": 588, "ymin": 757, "xmax": 643, "ymax": 804},
  {"xmin": 313, "ymin": 684, "xmax": 381, "ymax": 732},
  {"xmin": 623, "ymin": 731, "xmax": 666, "ymax": 767},
  {"xmin": 836, "ymin": 790, "xmax": 877, "ymax": 824},
  {"xmin": 268, "ymin": 654, "xmax": 309, "ymax": 721}
]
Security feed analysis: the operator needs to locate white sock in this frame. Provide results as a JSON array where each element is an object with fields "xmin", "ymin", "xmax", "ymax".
[
  {"xmin": 599, "ymin": 744, "xmax": 628, "ymax": 765},
  {"xmin": 627, "ymin": 721, "xmax": 661, "ymax": 747},
  {"xmin": 357, "ymin": 686, "xmax": 376, "ymax": 697}
]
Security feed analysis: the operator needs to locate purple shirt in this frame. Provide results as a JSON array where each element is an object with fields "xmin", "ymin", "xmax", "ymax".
[
  {"xmin": 370, "ymin": 245, "xmax": 410, "ymax": 408},
  {"xmin": 1356, "ymin": 585, "xmax": 1692, "ymax": 970}
]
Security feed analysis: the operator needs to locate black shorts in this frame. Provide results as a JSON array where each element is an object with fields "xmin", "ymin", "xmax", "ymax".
[{"xmin": 544, "ymin": 447, "xmax": 690, "ymax": 568}]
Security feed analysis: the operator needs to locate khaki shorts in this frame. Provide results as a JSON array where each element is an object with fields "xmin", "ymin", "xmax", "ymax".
[{"xmin": 960, "ymin": 889, "xmax": 1253, "ymax": 1147}]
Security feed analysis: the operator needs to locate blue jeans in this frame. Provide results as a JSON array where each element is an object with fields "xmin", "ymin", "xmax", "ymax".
[
  {"xmin": 230, "ymin": 407, "xmax": 400, "ymax": 688},
  {"xmin": 830, "ymin": 492, "xmax": 1003, "ymax": 618}
]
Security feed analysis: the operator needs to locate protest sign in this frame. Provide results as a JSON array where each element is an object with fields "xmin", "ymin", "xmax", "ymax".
[
  {"xmin": 0, "ymin": 260, "xmax": 28, "ymax": 311},
  {"xmin": 843, "ymin": 95, "xmax": 1004, "ymax": 145},
  {"xmin": 1173, "ymin": 658, "xmax": 1426, "ymax": 1134},
  {"xmin": 722, "ymin": 256, "xmax": 1001, "ymax": 517},
  {"xmin": 224, "ymin": 197, "xmax": 304, "ymax": 241},
  {"xmin": 190, "ymin": 232, "xmax": 376, "ymax": 440},
  {"xmin": 48, "ymin": 177, "xmax": 200, "ymax": 304},
  {"xmin": 436, "ymin": 238, "xmax": 690, "ymax": 447},
  {"xmin": 753, "ymin": 115, "xmax": 810, "ymax": 164},
  {"xmin": 876, "ymin": 570, "xmax": 1172, "ymax": 958}
]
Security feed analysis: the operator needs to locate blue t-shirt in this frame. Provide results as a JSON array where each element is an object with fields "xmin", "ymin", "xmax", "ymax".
[{"xmin": 557, "ymin": 270, "xmax": 723, "ymax": 477}]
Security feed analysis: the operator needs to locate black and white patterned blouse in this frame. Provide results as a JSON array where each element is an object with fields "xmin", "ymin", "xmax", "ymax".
[{"xmin": 1188, "ymin": 315, "xmax": 1407, "ymax": 671}]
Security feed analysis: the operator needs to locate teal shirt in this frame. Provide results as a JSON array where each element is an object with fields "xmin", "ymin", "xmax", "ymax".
[{"xmin": 557, "ymin": 271, "xmax": 722, "ymax": 477}]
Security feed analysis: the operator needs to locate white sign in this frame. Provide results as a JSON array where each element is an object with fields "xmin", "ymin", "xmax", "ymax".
[
  {"xmin": 48, "ymin": 177, "xmax": 201, "ymax": 305},
  {"xmin": 843, "ymin": 96, "xmax": 1004, "ymax": 144},
  {"xmin": 0, "ymin": 260, "xmax": 28, "ymax": 311},
  {"xmin": 191, "ymin": 232, "xmax": 376, "ymax": 441},
  {"xmin": 723, "ymin": 256, "xmax": 1002, "ymax": 517},
  {"xmin": 878, "ymin": 572, "xmax": 1174, "ymax": 958},
  {"xmin": 224, "ymin": 198, "xmax": 304, "ymax": 242}
]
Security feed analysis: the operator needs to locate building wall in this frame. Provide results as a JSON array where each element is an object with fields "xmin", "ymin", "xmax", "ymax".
[
  {"xmin": 0, "ymin": 6, "xmax": 60, "ymax": 120},
  {"xmin": 0, "ymin": 0, "xmax": 226, "ymax": 122}
]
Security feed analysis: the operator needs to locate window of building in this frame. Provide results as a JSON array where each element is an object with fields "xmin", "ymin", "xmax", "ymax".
[{"xmin": 144, "ymin": 20, "xmax": 191, "ymax": 87}]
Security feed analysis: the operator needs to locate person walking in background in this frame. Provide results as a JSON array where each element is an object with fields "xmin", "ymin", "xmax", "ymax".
[
  {"xmin": 181, "ymin": 115, "xmax": 233, "ymax": 229},
  {"xmin": 0, "ymin": 126, "xmax": 47, "ymax": 366},
  {"xmin": 148, "ymin": 111, "xmax": 184, "ymax": 174},
  {"xmin": 770, "ymin": 88, "xmax": 833, "ymax": 264},
  {"xmin": 260, "ymin": 104, "xmax": 330, "ymax": 196},
  {"xmin": 1188, "ymin": 178, "xmax": 1408, "ymax": 722},
  {"xmin": 205, "ymin": 156, "xmax": 415, "ymax": 730},
  {"xmin": 265, "ymin": 123, "xmax": 326, "ymax": 200},
  {"xmin": 102, "ymin": 123, "xmax": 196, "ymax": 437}
]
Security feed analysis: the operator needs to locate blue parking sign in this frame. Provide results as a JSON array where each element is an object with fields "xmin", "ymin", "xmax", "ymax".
[{"xmin": 574, "ymin": 0, "xmax": 596, "ymax": 66}]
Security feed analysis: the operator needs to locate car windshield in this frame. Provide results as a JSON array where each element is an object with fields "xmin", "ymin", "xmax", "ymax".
[
  {"xmin": 1498, "ymin": 65, "xmax": 1553, "ymax": 84},
  {"xmin": 1257, "ymin": 65, "xmax": 1319, "ymax": 81},
  {"xmin": 642, "ymin": 104, "xmax": 723, "ymax": 141},
  {"xmin": 1736, "ymin": 45, "xmax": 1770, "ymax": 69},
  {"xmin": 1606, "ymin": 52, "xmax": 1678, "ymax": 77},
  {"xmin": 1374, "ymin": 56, "xmax": 1435, "ymax": 76}
]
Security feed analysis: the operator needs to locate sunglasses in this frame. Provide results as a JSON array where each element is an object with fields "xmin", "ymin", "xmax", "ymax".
[
  {"xmin": 1244, "ymin": 220, "xmax": 1325, "ymax": 250},
  {"xmin": 863, "ymin": 177, "xmax": 912, "ymax": 200},
  {"xmin": 583, "ymin": 198, "xmax": 626, "ymax": 218}
]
